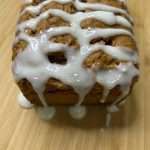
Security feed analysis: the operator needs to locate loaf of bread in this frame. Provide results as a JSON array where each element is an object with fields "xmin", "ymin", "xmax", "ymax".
[{"xmin": 12, "ymin": 0, "xmax": 139, "ymax": 119}]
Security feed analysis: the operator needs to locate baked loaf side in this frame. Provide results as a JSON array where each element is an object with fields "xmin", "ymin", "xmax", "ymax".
[{"xmin": 12, "ymin": 0, "xmax": 139, "ymax": 107}]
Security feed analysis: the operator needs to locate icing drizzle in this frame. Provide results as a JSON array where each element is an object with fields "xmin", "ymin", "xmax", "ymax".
[
  {"xmin": 18, "ymin": 92, "xmax": 34, "ymax": 108},
  {"xmin": 13, "ymin": 0, "xmax": 139, "ymax": 120}
]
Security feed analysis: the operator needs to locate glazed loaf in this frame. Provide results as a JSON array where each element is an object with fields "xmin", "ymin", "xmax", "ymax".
[{"xmin": 12, "ymin": 0, "xmax": 139, "ymax": 107}]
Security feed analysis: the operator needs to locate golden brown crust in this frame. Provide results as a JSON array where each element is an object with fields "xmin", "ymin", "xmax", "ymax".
[
  {"xmin": 41, "ymin": 2, "xmax": 77, "ymax": 14},
  {"xmin": 17, "ymin": 78, "xmax": 106, "ymax": 105},
  {"xmin": 90, "ymin": 35, "xmax": 136, "ymax": 51},
  {"xmin": 19, "ymin": 0, "xmax": 129, "ymax": 24},
  {"xmin": 36, "ymin": 14, "xmax": 70, "ymax": 31},
  {"xmin": 80, "ymin": 18, "xmax": 131, "ymax": 31},
  {"xmin": 85, "ymin": 0, "xmax": 125, "ymax": 9},
  {"xmin": 22, "ymin": 14, "xmax": 70, "ymax": 37},
  {"xmin": 43, "ymin": 78, "xmax": 79, "ymax": 105},
  {"xmin": 18, "ymin": 79, "xmax": 42, "ymax": 105},
  {"xmin": 21, "ymin": 0, "xmax": 127, "ymax": 10},
  {"xmin": 49, "ymin": 34, "xmax": 80, "ymax": 49},
  {"xmin": 12, "ymin": 40, "xmax": 28, "ymax": 60},
  {"xmin": 17, "ymin": 77, "xmax": 137, "ymax": 105},
  {"xmin": 32, "ymin": 0, "xmax": 46, "ymax": 5},
  {"xmin": 83, "ymin": 50, "xmax": 120, "ymax": 69},
  {"xmin": 112, "ymin": 35, "xmax": 137, "ymax": 50},
  {"xmin": 18, "ymin": 11, "xmax": 36, "ymax": 23}
]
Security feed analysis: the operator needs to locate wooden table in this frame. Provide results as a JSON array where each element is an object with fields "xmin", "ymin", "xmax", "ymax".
[{"xmin": 0, "ymin": 0, "xmax": 148, "ymax": 149}]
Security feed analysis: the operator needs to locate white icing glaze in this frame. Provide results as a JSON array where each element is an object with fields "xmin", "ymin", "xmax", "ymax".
[
  {"xmin": 105, "ymin": 101, "xmax": 126, "ymax": 127},
  {"xmin": 106, "ymin": 104, "xmax": 119, "ymax": 127},
  {"xmin": 18, "ymin": 10, "xmax": 132, "ymax": 31},
  {"xmin": 35, "ymin": 106, "xmax": 56, "ymax": 120},
  {"xmin": 22, "ymin": 0, "xmax": 131, "ymax": 20},
  {"xmin": 107, "ymin": 104, "xmax": 119, "ymax": 113},
  {"xmin": 69, "ymin": 105, "xmax": 87, "ymax": 119},
  {"xmin": 12, "ymin": 0, "xmax": 139, "ymax": 119},
  {"xmin": 100, "ymin": 88, "xmax": 109, "ymax": 103},
  {"xmin": 118, "ymin": 99, "xmax": 126, "ymax": 106},
  {"xmin": 96, "ymin": 63, "xmax": 139, "ymax": 102},
  {"xmin": 18, "ymin": 92, "xmax": 34, "ymax": 108},
  {"xmin": 106, "ymin": 112, "xmax": 111, "ymax": 127}
]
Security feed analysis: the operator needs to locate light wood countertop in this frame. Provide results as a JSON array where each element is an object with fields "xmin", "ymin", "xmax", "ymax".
[{"xmin": 0, "ymin": 0, "xmax": 148, "ymax": 150}]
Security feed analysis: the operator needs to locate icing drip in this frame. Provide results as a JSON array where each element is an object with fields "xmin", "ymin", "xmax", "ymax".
[
  {"xmin": 100, "ymin": 88, "xmax": 109, "ymax": 103},
  {"xmin": 18, "ymin": 92, "xmax": 34, "ymax": 108},
  {"xmin": 106, "ymin": 112, "xmax": 111, "ymax": 127},
  {"xmin": 107, "ymin": 105, "xmax": 119, "ymax": 112},
  {"xmin": 69, "ymin": 105, "xmax": 87, "ymax": 119},
  {"xmin": 36, "ymin": 106, "xmax": 56, "ymax": 120},
  {"xmin": 18, "ymin": 92, "xmax": 56, "ymax": 119},
  {"xmin": 106, "ymin": 105, "xmax": 119, "ymax": 127},
  {"xmin": 96, "ymin": 63, "xmax": 139, "ymax": 102},
  {"xmin": 13, "ymin": 0, "xmax": 139, "ymax": 119}
]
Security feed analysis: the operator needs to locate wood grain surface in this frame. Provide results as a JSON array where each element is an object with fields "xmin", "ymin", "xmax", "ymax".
[{"xmin": 0, "ymin": 0, "xmax": 148, "ymax": 150}]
